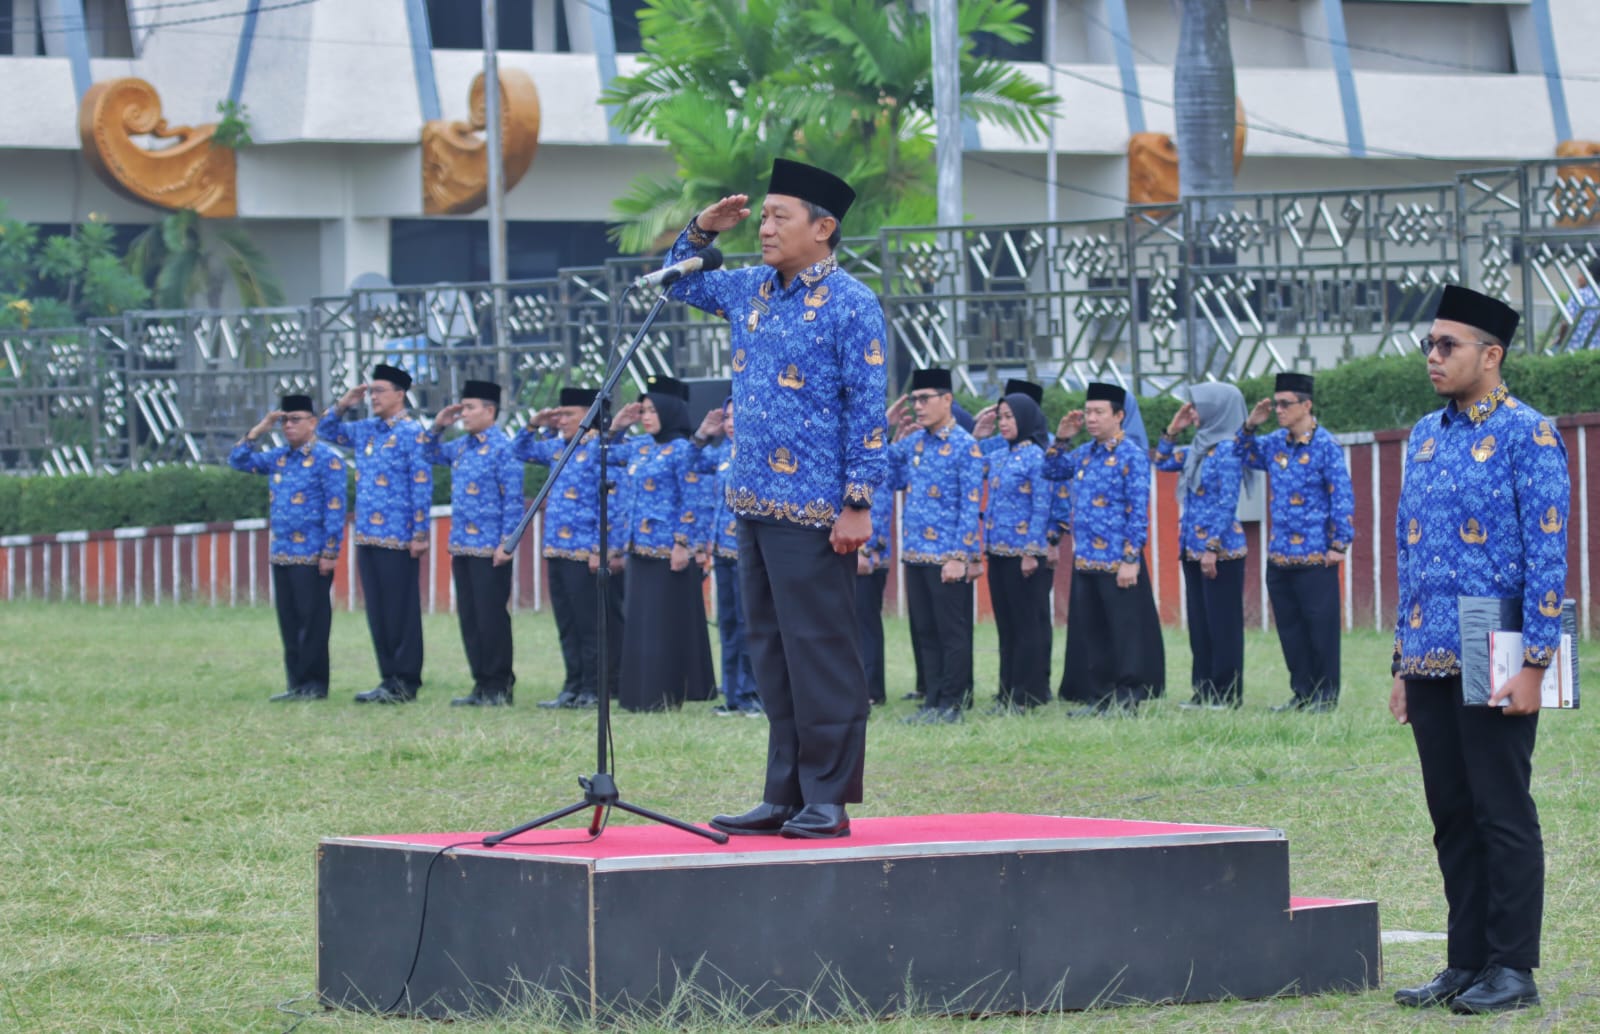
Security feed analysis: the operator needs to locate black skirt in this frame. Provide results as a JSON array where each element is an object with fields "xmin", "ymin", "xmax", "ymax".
[{"xmin": 618, "ymin": 555, "xmax": 715, "ymax": 711}]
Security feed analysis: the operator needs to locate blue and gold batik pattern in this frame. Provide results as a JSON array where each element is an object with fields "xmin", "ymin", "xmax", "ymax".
[
  {"xmin": 316, "ymin": 411, "xmax": 433, "ymax": 549},
  {"xmin": 885, "ymin": 422, "xmax": 986, "ymax": 565},
  {"xmin": 1042, "ymin": 432, "xmax": 1149, "ymax": 573},
  {"xmin": 422, "ymin": 427, "xmax": 525, "ymax": 557},
  {"xmin": 614, "ymin": 435, "xmax": 699, "ymax": 558},
  {"xmin": 1393, "ymin": 384, "xmax": 1570, "ymax": 675},
  {"xmin": 1236, "ymin": 422, "xmax": 1355, "ymax": 566},
  {"xmin": 665, "ymin": 225, "xmax": 888, "ymax": 527},
  {"xmin": 859, "ymin": 493, "xmax": 896, "ymax": 572},
  {"xmin": 512, "ymin": 428, "xmax": 625, "ymax": 560},
  {"xmin": 228, "ymin": 439, "xmax": 347, "ymax": 564},
  {"xmin": 1154, "ymin": 436, "xmax": 1248, "ymax": 561},
  {"xmin": 692, "ymin": 440, "xmax": 742, "ymax": 560},
  {"xmin": 984, "ymin": 441, "xmax": 1051, "ymax": 557}
]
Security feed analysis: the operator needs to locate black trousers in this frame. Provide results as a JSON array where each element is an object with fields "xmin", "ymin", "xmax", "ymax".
[
  {"xmin": 452, "ymin": 554, "xmax": 514, "ymax": 694},
  {"xmin": 549, "ymin": 556, "xmax": 615, "ymax": 699},
  {"xmin": 1062, "ymin": 563, "xmax": 1165, "ymax": 706},
  {"xmin": 904, "ymin": 563, "xmax": 974, "ymax": 711},
  {"xmin": 1265, "ymin": 563, "xmax": 1341, "ymax": 702},
  {"xmin": 987, "ymin": 554, "xmax": 1052, "ymax": 708},
  {"xmin": 855, "ymin": 569, "xmax": 888, "ymax": 705},
  {"xmin": 1406, "ymin": 676, "xmax": 1543, "ymax": 970},
  {"xmin": 1181, "ymin": 557, "xmax": 1245, "ymax": 704},
  {"xmin": 618, "ymin": 556, "xmax": 714, "ymax": 711},
  {"xmin": 357, "ymin": 545, "xmax": 423, "ymax": 690},
  {"xmin": 271, "ymin": 563, "xmax": 333, "ymax": 692},
  {"xmin": 739, "ymin": 519, "xmax": 869, "ymax": 806}
]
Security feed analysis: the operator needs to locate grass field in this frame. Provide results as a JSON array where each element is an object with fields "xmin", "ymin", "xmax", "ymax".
[{"xmin": 1, "ymin": 600, "xmax": 1596, "ymax": 1033}]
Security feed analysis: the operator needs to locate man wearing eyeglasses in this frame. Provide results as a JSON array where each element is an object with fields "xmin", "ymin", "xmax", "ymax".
[
  {"xmin": 886, "ymin": 368, "xmax": 986, "ymax": 724},
  {"xmin": 1388, "ymin": 285, "xmax": 1567, "ymax": 1015},
  {"xmin": 230, "ymin": 394, "xmax": 347, "ymax": 701},
  {"xmin": 320, "ymin": 364, "xmax": 433, "ymax": 704},
  {"xmin": 1239, "ymin": 372, "xmax": 1356, "ymax": 712}
]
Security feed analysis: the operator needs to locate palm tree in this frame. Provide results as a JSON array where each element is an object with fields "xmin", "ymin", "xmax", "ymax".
[
  {"xmin": 1174, "ymin": 0, "xmax": 1237, "ymax": 379},
  {"xmin": 125, "ymin": 209, "xmax": 286, "ymax": 310},
  {"xmin": 604, "ymin": 0, "xmax": 1057, "ymax": 254}
]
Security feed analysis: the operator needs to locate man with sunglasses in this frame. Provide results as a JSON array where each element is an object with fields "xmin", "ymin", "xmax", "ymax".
[
  {"xmin": 1389, "ymin": 285, "xmax": 1567, "ymax": 1015},
  {"xmin": 1239, "ymin": 372, "xmax": 1355, "ymax": 712},
  {"xmin": 230, "ymin": 394, "xmax": 347, "ymax": 701},
  {"xmin": 320, "ymin": 364, "xmax": 433, "ymax": 704}
]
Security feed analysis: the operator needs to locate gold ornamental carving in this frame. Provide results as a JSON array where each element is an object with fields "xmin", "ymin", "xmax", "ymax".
[
  {"xmin": 422, "ymin": 70, "xmax": 541, "ymax": 216},
  {"xmin": 1128, "ymin": 98, "xmax": 1248, "ymax": 207},
  {"xmin": 77, "ymin": 77, "xmax": 237, "ymax": 218}
]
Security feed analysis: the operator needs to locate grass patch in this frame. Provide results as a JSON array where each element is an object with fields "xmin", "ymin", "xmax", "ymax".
[{"xmin": 1, "ymin": 601, "xmax": 1596, "ymax": 1031}]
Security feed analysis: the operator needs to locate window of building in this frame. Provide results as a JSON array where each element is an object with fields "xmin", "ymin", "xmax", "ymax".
[
  {"xmin": 969, "ymin": 0, "xmax": 1045, "ymax": 63},
  {"xmin": 426, "ymin": 0, "xmax": 540, "ymax": 51},
  {"xmin": 2, "ymin": 0, "xmax": 131, "ymax": 57},
  {"xmin": 390, "ymin": 219, "xmax": 621, "ymax": 285}
]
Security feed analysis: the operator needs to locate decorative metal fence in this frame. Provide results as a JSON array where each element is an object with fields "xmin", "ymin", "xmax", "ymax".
[{"xmin": 5, "ymin": 159, "xmax": 1600, "ymax": 474}]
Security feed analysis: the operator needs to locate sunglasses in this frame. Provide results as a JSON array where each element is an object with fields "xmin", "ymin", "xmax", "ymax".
[{"xmin": 1416, "ymin": 334, "xmax": 1492, "ymax": 359}]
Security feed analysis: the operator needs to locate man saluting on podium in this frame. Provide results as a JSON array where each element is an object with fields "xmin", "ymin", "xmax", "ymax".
[
  {"xmin": 1390, "ymin": 285, "xmax": 1569, "ymax": 1014},
  {"xmin": 666, "ymin": 159, "xmax": 889, "ymax": 839}
]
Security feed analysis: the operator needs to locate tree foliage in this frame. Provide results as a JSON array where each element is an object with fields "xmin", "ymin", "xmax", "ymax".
[
  {"xmin": 125, "ymin": 209, "xmax": 286, "ymax": 310},
  {"xmin": 0, "ymin": 203, "xmax": 150, "ymax": 330},
  {"xmin": 603, "ymin": 0, "xmax": 1058, "ymax": 254}
]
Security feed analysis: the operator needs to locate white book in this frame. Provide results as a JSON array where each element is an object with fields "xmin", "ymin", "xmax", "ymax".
[{"xmin": 1488, "ymin": 631, "xmax": 1577, "ymax": 709}]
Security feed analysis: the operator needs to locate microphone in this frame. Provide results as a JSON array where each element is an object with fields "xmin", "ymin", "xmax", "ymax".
[{"xmin": 632, "ymin": 247, "xmax": 724, "ymax": 290}]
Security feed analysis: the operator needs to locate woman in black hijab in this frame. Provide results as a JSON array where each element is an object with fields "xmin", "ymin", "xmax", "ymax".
[
  {"xmin": 611, "ymin": 377, "xmax": 716, "ymax": 711},
  {"xmin": 982, "ymin": 389, "xmax": 1055, "ymax": 711}
]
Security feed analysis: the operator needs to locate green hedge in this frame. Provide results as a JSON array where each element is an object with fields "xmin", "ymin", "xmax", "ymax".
[
  {"xmin": 4, "ymin": 350, "xmax": 1599, "ymax": 537},
  {"xmin": 0, "ymin": 457, "xmax": 550, "ymax": 537}
]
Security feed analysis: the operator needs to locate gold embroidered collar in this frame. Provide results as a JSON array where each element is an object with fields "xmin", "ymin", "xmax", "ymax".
[
  {"xmin": 1287, "ymin": 421, "xmax": 1318, "ymax": 446},
  {"xmin": 1457, "ymin": 383, "xmax": 1509, "ymax": 426}
]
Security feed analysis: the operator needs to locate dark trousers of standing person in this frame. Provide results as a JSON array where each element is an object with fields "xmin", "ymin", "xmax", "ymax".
[
  {"xmin": 271, "ymin": 563, "xmax": 333, "ymax": 694},
  {"xmin": 548, "ymin": 556, "xmax": 599, "ymax": 702},
  {"xmin": 903, "ymin": 563, "xmax": 974, "ymax": 712},
  {"xmin": 907, "ymin": 573, "xmax": 930, "ymax": 701},
  {"xmin": 1406, "ymin": 676, "xmax": 1543, "ymax": 971},
  {"xmin": 987, "ymin": 554, "xmax": 1052, "ymax": 709},
  {"xmin": 1266, "ymin": 563, "xmax": 1341, "ymax": 704},
  {"xmin": 738, "ymin": 519, "xmax": 868, "ymax": 806},
  {"xmin": 357, "ymin": 545, "xmax": 423, "ymax": 693},
  {"xmin": 855, "ymin": 568, "xmax": 888, "ymax": 705},
  {"xmin": 452, "ymin": 554, "xmax": 514, "ymax": 698},
  {"xmin": 1065, "ymin": 562, "xmax": 1165, "ymax": 707},
  {"xmin": 1181, "ymin": 556, "xmax": 1245, "ymax": 706},
  {"xmin": 714, "ymin": 556, "xmax": 759, "ymax": 711}
]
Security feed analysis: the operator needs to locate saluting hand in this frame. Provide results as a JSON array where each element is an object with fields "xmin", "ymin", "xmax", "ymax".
[
  {"xmin": 972, "ymin": 405, "xmax": 997, "ymax": 440},
  {"xmin": 1167, "ymin": 401, "xmax": 1197, "ymax": 437},
  {"xmin": 696, "ymin": 408, "xmax": 726, "ymax": 440},
  {"xmin": 530, "ymin": 407, "xmax": 559, "ymax": 429},
  {"xmin": 433, "ymin": 402, "xmax": 465, "ymax": 432},
  {"xmin": 1057, "ymin": 410, "xmax": 1084, "ymax": 440},
  {"xmin": 610, "ymin": 401, "xmax": 643, "ymax": 433},
  {"xmin": 337, "ymin": 384, "xmax": 369, "ymax": 411},
  {"xmin": 248, "ymin": 410, "xmax": 284, "ymax": 440},
  {"xmin": 1246, "ymin": 397, "xmax": 1273, "ymax": 430},
  {"xmin": 697, "ymin": 194, "xmax": 752, "ymax": 234}
]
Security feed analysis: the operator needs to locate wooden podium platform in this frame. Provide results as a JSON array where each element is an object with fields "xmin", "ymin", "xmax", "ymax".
[{"xmin": 316, "ymin": 813, "xmax": 1379, "ymax": 1019}]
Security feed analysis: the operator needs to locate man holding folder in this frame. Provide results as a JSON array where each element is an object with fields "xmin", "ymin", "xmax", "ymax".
[{"xmin": 1389, "ymin": 285, "xmax": 1569, "ymax": 1014}]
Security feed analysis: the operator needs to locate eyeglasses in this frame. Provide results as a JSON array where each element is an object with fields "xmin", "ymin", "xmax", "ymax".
[
  {"xmin": 1416, "ymin": 334, "xmax": 1492, "ymax": 359},
  {"xmin": 908, "ymin": 392, "xmax": 948, "ymax": 406},
  {"xmin": 1271, "ymin": 398, "xmax": 1304, "ymax": 410},
  {"xmin": 281, "ymin": 415, "xmax": 313, "ymax": 423}
]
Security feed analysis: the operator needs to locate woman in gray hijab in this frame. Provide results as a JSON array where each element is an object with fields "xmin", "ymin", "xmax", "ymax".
[{"xmin": 1155, "ymin": 382, "xmax": 1254, "ymax": 708}]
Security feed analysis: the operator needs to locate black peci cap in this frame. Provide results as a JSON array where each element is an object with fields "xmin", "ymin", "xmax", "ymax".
[
  {"xmin": 559, "ymin": 387, "xmax": 598, "ymax": 408},
  {"xmin": 280, "ymin": 393, "xmax": 314, "ymax": 414},
  {"xmin": 910, "ymin": 368, "xmax": 953, "ymax": 393},
  {"xmin": 372, "ymin": 363, "xmax": 413, "ymax": 391},
  {"xmin": 1275, "ymin": 372, "xmax": 1315, "ymax": 397},
  {"xmin": 645, "ymin": 374, "xmax": 691, "ymax": 401},
  {"xmin": 1431, "ymin": 284, "xmax": 1520, "ymax": 344},
  {"xmin": 1085, "ymin": 382, "xmax": 1126, "ymax": 408},
  {"xmin": 768, "ymin": 158, "xmax": 857, "ymax": 222},
  {"xmin": 1002, "ymin": 378, "xmax": 1044, "ymax": 405},
  {"xmin": 462, "ymin": 379, "xmax": 501, "ymax": 405}
]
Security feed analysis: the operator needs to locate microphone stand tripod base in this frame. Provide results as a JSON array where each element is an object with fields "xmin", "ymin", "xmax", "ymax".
[{"xmin": 481, "ymin": 773, "xmax": 728, "ymax": 846}]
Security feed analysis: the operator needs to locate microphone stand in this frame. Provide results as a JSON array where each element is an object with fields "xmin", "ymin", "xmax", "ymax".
[{"xmin": 483, "ymin": 287, "xmax": 728, "ymax": 847}]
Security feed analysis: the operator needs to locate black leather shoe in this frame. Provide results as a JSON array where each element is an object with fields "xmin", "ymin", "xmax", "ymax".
[
  {"xmin": 450, "ymin": 694, "xmax": 483, "ymax": 707},
  {"xmin": 572, "ymin": 693, "xmax": 598, "ymax": 708},
  {"xmin": 1394, "ymin": 966, "xmax": 1481, "ymax": 1008},
  {"xmin": 537, "ymin": 691, "xmax": 579, "ymax": 710},
  {"xmin": 709, "ymin": 802, "xmax": 798, "ymax": 836},
  {"xmin": 780, "ymin": 804, "xmax": 850, "ymax": 839},
  {"xmin": 1270, "ymin": 697, "xmax": 1309, "ymax": 713},
  {"xmin": 1450, "ymin": 966, "xmax": 1540, "ymax": 1014},
  {"xmin": 354, "ymin": 684, "xmax": 411, "ymax": 704}
]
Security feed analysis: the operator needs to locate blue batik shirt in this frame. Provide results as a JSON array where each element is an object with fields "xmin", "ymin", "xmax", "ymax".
[
  {"xmin": 692, "ymin": 440, "xmax": 741, "ymax": 559},
  {"xmin": 228, "ymin": 439, "xmax": 348, "ymax": 565},
  {"xmin": 665, "ymin": 223, "xmax": 888, "ymax": 527},
  {"xmin": 885, "ymin": 421, "xmax": 986, "ymax": 565},
  {"xmin": 316, "ymin": 410, "xmax": 433, "ymax": 549},
  {"xmin": 1394, "ymin": 384, "xmax": 1570, "ymax": 676},
  {"xmin": 615, "ymin": 434, "xmax": 699, "ymax": 558},
  {"xmin": 514, "ymin": 428, "xmax": 626, "ymax": 560},
  {"xmin": 984, "ymin": 441, "xmax": 1051, "ymax": 557},
  {"xmin": 1154, "ymin": 436, "xmax": 1248, "ymax": 561},
  {"xmin": 422, "ymin": 427, "xmax": 524, "ymax": 557},
  {"xmin": 1042, "ymin": 432, "xmax": 1149, "ymax": 573},
  {"xmin": 859, "ymin": 492, "xmax": 896, "ymax": 572},
  {"xmin": 1237, "ymin": 422, "xmax": 1355, "ymax": 566}
]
